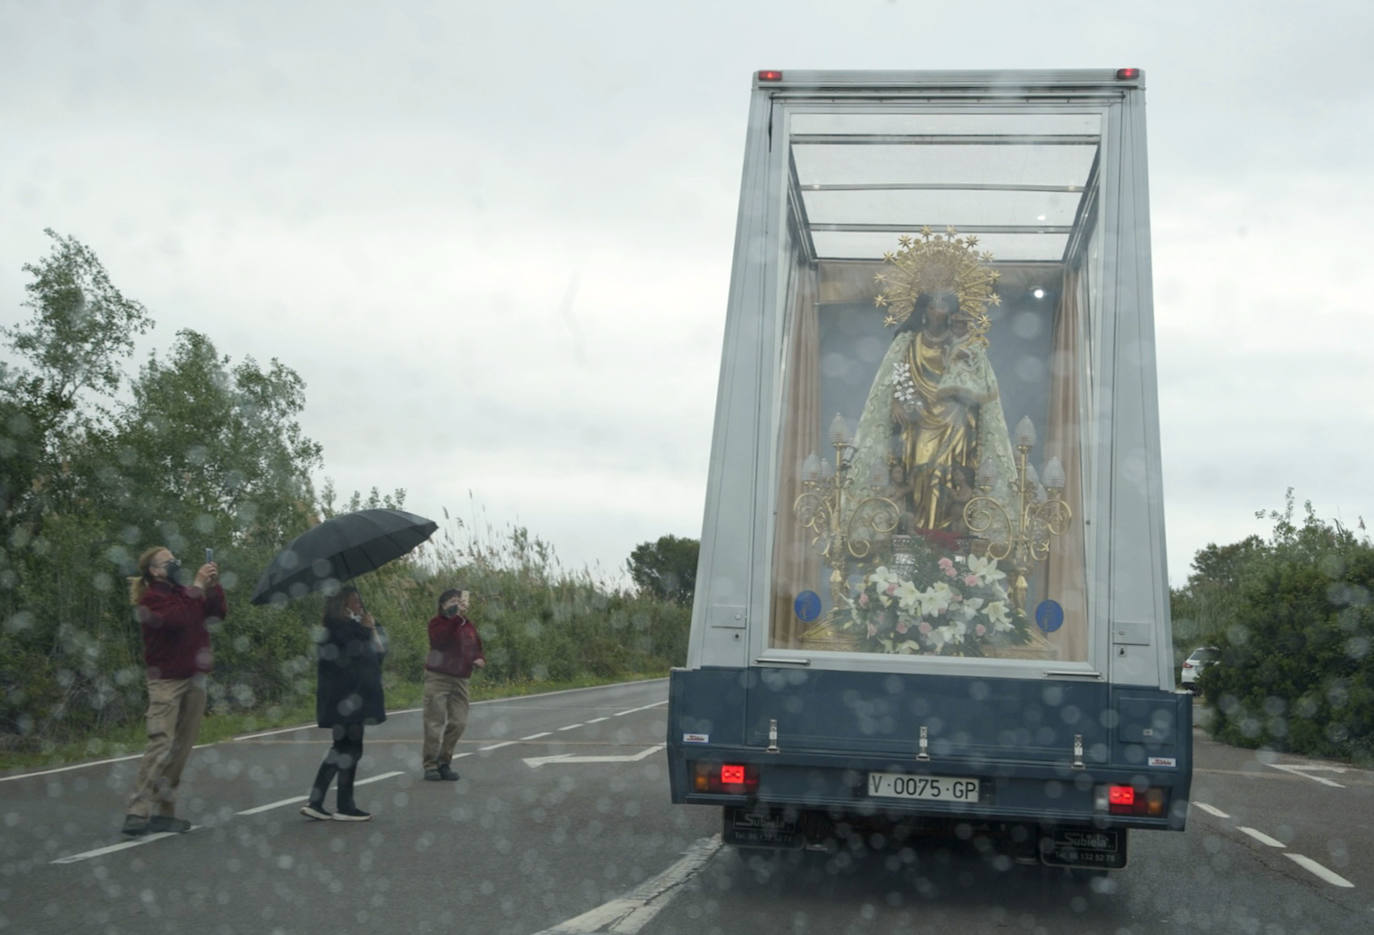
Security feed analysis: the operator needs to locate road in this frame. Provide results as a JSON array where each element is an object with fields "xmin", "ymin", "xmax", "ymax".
[{"xmin": 1, "ymin": 682, "xmax": 1370, "ymax": 934}]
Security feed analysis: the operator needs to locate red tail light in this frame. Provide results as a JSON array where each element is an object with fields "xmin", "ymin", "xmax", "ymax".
[
  {"xmin": 690, "ymin": 761, "xmax": 760, "ymax": 794},
  {"xmin": 757, "ymin": 70, "xmax": 783, "ymax": 82},
  {"xmin": 1100, "ymin": 783, "xmax": 1167, "ymax": 817}
]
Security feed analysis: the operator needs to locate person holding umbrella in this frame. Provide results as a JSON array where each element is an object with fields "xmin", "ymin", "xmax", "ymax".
[
  {"xmin": 300, "ymin": 586, "xmax": 387, "ymax": 822},
  {"xmin": 422, "ymin": 587, "xmax": 484, "ymax": 781}
]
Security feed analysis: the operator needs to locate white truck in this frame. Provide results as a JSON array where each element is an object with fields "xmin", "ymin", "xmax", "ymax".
[{"xmin": 666, "ymin": 69, "xmax": 1189, "ymax": 872}]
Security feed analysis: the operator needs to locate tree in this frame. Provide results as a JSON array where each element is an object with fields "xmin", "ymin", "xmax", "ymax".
[
  {"xmin": 1, "ymin": 229, "xmax": 152, "ymax": 526},
  {"xmin": 627, "ymin": 534, "xmax": 699, "ymax": 605}
]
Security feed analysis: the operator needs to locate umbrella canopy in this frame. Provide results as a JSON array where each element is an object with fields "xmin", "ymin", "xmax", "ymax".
[{"xmin": 250, "ymin": 508, "xmax": 438, "ymax": 605}]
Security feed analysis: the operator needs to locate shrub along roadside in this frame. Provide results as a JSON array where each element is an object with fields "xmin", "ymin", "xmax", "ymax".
[{"xmin": 1190, "ymin": 494, "xmax": 1374, "ymax": 766}]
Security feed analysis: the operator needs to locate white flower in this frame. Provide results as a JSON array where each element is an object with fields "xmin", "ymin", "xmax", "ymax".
[
  {"xmin": 869, "ymin": 566, "xmax": 900, "ymax": 588},
  {"xmin": 985, "ymin": 600, "xmax": 1013, "ymax": 631},
  {"xmin": 966, "ymin": 554, "xmax": 1006, "ymax": 585},
  {"xmin": 895, "ymin": 580, "xmax": 921, "ymax": 612},
  {"xmin": 915, "ymin": 582, "xmax": 954, "ymax": 617},
  {"xmin": 954, "ymin": 597, "xmax": 984, "ymax": 622}
]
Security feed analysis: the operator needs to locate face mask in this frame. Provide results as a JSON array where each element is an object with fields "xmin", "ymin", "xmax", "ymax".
[
  {"xmin": 443, "ymin": 605, "xmax": 459, "ymax": 618},
  {"xmin": 162, "ymin": 560, "xmax": 182, "ymax": 583}
]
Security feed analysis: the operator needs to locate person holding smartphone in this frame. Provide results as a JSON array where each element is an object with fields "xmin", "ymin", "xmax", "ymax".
[
  {"xmin": 421, "ymin": 587, "xmax": 484, "ymax": 781},
  {"xmin": 122, "ymin": 546, "xmax": 225, "ymax": 836}
]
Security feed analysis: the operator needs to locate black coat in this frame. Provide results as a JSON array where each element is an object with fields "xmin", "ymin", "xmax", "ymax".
[{"xmin": 315, "ymin": 614, "xmax": 387, "ymax": 727}]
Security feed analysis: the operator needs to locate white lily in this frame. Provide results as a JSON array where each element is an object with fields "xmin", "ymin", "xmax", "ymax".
[
  {"xmin": 985, "ymin": 600, "xmax": 1013, "ymax": 631},
  {"xmin": 966, "ymin": 554, "xmax": 1006, "ymax": 585},
  {"xmin": 895, "ymin": 580, "xmax": 921, "ymax": 612}
]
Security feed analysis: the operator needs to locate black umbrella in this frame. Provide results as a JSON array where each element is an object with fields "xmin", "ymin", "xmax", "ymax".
[{"xmin": 250, "ymin": 508, "xmax": 439, "ymax": 605}]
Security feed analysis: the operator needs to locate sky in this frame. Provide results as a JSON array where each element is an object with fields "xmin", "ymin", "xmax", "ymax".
[{"xmin": 2, "ymin": 0, "xmax": 1372, "ymax": 588}]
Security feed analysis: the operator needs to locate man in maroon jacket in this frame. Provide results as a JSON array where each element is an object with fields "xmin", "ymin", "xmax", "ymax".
[
  {"xmin": 422, "ymin": 587, "xmax": 484, "ymax": 780},
  {"xmin": 121, "ymin": 546, "xmax": 227, "ymax": 835}
]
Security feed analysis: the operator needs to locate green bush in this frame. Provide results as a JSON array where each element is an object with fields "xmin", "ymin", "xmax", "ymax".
[{"xmin": 1200, "ymin": 495, "xmax": 1374, "ymax": 765}]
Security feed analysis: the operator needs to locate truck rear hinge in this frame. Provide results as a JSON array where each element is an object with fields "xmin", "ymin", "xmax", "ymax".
[
  {"xmin": 767, "ymin": 718, "xmax": 780, "ymax": 754},
  {"xmin": 1072, "ymin": 733, "xmax": 1085, "ymax": 769},
  {"xmin": 917, "ymin": 725, "xmax": 930, "ymax": 761}
]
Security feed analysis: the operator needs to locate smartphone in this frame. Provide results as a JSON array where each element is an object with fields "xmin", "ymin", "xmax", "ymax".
[{"xmin": 205, "ymin": 547, "xmax": 214, "ymax": 563}]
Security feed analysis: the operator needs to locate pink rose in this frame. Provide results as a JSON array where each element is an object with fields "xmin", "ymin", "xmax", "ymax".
[
  {"xmin": 858, "ymin": 593, "xmax": 869, "ymax": 607},
  {"xmin": 896, "ymin": 620, "xmax": 909, "ymax": 634},
  {"xmin": 885, "ymin": 583, "xmax": 898, "ymax": 596},
  {"xmin": 918, "ymin": 621, "xmax": 932, "ymax": 634},
  {"xmin": 975, "ymin": 624, "xmax": 987, "ymax": 637},
  {"xmin": 939, "ymin": 557, "xmax": 957, "ymax": 578},
  {"xmin": 964, "ymin": 574, "xmax": 979, "ymax": 587}
]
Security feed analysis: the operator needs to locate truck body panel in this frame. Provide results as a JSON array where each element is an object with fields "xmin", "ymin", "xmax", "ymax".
[{"xmin": 668, "ymin": 69, "xmax": 1188, "ymax": 866}]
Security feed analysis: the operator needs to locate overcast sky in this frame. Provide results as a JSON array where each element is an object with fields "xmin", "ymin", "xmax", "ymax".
[{"xmin": 3, "ymin": 0, "xmax": 1372, "ymax": 587}]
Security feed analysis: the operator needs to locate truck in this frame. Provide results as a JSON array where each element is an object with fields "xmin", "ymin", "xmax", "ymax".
[{"xmin": 665, "ymin": 69, "xmax": 1190, "ymax": 873}]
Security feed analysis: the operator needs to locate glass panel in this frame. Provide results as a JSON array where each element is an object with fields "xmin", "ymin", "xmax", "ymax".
[
  {"xmin": 812, "ymin": 231, "xmax": 1069, "ymax": 263},
  {"xmin": 793, "ymin": 143, "xmax": 1098, "ymax": 193},
  {"xmin": 802, "ymin": 188, "xmax": 1085, "ymax": 229},
  {"xmin": 771, "ymin": 104, "xmax": 1100, "ymax": 663},
  {"xmin": 791, "ymin": 112, "xmax": 1104, "ymax": 136}
]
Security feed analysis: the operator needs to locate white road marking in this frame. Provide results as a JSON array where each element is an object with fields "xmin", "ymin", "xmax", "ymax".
[
  {"xmin": 522, "ymin": 731, "xmax": 552, "ymax": 740},
  {"xmin": 1192, "ymin": 801, "xmax": 1230, "ymax": 818},
  {"xmin": 1265, "ymin": 762, "xmax": 1346, "ymax": 788},
  {"xmin": 523, "ymin": 743, "xmax": 666, "ymax": 769},
  {"xmin": 1285, "ymin": 853, "xmax": 1356, "ymax": 888},
  {"xmin": 612, "ymin": 701, "xmax": 667, "ymax": 717},
  {"xmin": 238, "ymin": 795, "xmax": 306, "ymax": 816},
  {"xmin": 557, "ymin": 724, "xmax": 584, "ymax": 731},
  {"xmin": 1237, "ymin": 826, "xmax": 1286, "ymax": 848},
  {"xmin": 51, "ymin": 770, "xmax": 410, "ymax": 862},
  {"xmin": 1, "ymin": 753, "xmax": 142, "ymax": 783},
  {"xmin": 479, "ymin": 741, "xmax": 518, "ymax": 752},
  {"xmin": 586, "ymin": 717, "xmax": 609, "ymax": 724},
  {"xmin": 534, "ymin": 835, "xmax": 722, "ymax": 934},
  {"xmin": 52, "ymin": 827, "xmax": 202, "ymax": 864}
]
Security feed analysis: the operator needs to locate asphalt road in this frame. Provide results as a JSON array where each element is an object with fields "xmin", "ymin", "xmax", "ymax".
[{"xmin": 2, "ymin": 683, "xmax": 1370, "ymax": 934}]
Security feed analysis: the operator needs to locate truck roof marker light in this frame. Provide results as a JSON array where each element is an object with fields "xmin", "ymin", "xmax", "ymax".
[
  {"xmin": 758, "ymin": 70, "xmax": 784, "ymax": 82},
  {"xmin": 1116, "ymin": 68, "xmax": 1141, "ymax": 80}
]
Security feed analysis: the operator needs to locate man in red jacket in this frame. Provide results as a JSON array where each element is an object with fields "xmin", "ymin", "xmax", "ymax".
[
  {"xmin": 422, "ymin": 588, "xmax": 484, "ymax": 780},
  {"xmin": 121, "ymin": 546, "xmax": 226, "ymax": 835}
]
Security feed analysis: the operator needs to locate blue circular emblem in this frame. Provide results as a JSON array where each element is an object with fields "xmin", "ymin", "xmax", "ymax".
[
  {"xmin": 1035, "ymin": 600, "xmax": 1064, "ymax": 633},
  {"xmin": 794, "ymin": 590, "xmax": 822, "ymax": 622}
]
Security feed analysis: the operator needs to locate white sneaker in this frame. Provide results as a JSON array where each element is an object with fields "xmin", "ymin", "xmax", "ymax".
[
  {"xmin": 300, "ymin": 803, "xmax": 332, "ymax": 821},
  {"xmin": 332, "ymin": 807, "xmax": 372, "ymax": 821}
]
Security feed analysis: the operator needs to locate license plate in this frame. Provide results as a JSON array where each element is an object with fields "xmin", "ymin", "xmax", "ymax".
[{"xmin": 868, "ymin": 772, "xmax": 980, "ymax": 802}]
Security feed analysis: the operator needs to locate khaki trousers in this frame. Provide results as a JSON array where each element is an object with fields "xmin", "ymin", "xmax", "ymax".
[
  {"xmin": 421, "ymin": 670, "xmax": 470, "ymax": 770},
  {"xmin": 126, "ymin": 675, "xmax": 207, "ymax": 818}
]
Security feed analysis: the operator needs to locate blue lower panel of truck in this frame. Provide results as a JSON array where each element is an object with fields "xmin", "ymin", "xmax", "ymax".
[{"xmin": 666, "ymin": 666, "xmax": 1193, "ymax": 834}]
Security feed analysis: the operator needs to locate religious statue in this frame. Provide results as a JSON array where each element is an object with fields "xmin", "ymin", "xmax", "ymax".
[{"xmin": 847, "ymin": 228, "xmax": 1017, "ymax": 537}]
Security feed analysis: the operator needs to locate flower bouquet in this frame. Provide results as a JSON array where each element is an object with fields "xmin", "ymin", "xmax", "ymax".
[{"xmin": 839, "ymin": 541, "xmax": 1031, "ymax": 656}]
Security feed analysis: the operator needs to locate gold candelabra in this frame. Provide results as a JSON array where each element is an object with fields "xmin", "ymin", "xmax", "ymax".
[
  {"xmin": 793, "ymin": 414, "xmax": 900, "ymax": 612},
  {"xmin": 961, "ymin": 417, "xmax": 1072, "ymax": 609}
]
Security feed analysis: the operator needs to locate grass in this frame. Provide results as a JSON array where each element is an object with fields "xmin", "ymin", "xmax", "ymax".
[{"xmin": 0, "ymin": 670, "xmax": 669, "ymax": 773}]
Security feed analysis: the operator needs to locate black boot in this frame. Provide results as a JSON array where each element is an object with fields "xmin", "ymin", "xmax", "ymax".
[
  {"xmin": 301, "ymin": 759, "xmax": 337, "ymax": 820},
  {"xmin": 333, "ymin": 767, "xmax": 371, "ymax": 821}
]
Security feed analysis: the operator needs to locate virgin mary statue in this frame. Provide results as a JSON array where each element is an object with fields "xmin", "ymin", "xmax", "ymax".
[{"xmin": 847, "ymin": 229, "xmax": 1017, "ymax": 538}]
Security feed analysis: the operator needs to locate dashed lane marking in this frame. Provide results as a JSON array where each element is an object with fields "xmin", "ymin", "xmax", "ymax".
[
  {"xmin": 1238, "ymin": 826, "xmax": 1286, "ymax": 848},
  {"xmin": 1285, "ymin": 854, "xmax": 1355, "ymax": 889},
  {"xmin": 1192, "ymin": 802, "xmax": 1230, "ymax": 818}
]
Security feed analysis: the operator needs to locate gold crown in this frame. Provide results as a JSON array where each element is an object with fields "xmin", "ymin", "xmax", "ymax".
[{"xmin": 874, "ymin": 227, "xmax": 1000, "ymax": 339}]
